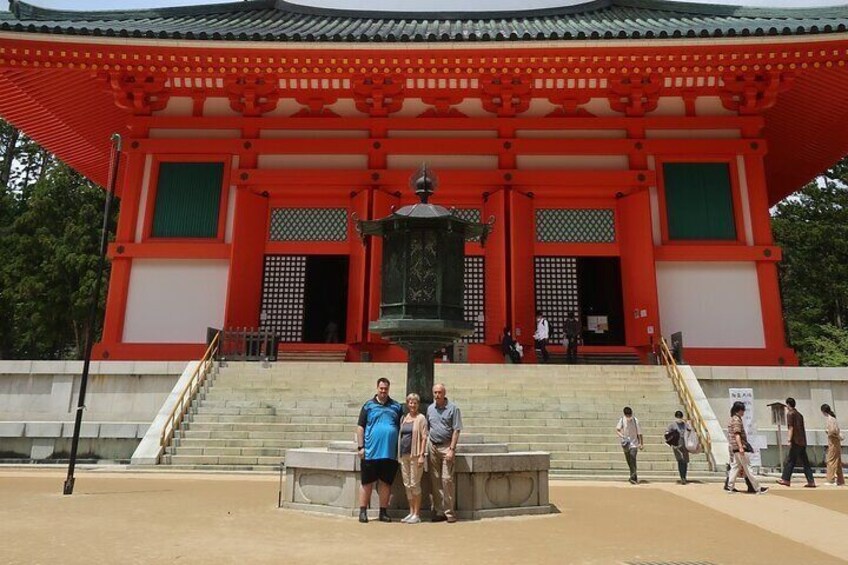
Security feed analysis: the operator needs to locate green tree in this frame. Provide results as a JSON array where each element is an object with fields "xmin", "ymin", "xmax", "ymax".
[
  {"xmin": 773, "ymin": 157, "xmax": 848, "ymax": 366},
  {"xmin": 0, "ymin": 117, "xmax": 115, "ymax": 359}
]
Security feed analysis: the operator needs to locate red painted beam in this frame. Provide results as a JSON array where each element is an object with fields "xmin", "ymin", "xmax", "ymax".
[{"xmin": 654, "ymin": 245, "xmax": 782, "ymax": 262}]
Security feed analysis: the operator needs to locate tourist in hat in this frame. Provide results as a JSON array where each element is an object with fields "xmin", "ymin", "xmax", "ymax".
[
  {"xmin": 727, "ymin": 401, "xmax": 768, "ymax": 494},
  {"xmin": 821, "ymin": 404, "xmax": 845, "ymax": 486},
  {"xmin": 398, "ymin": 393, "xmax": 429, "ymax": 524}
]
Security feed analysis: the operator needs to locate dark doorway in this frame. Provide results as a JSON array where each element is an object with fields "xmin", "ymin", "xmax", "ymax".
[
  {"xmin": 577, "ymin": 257, "xmax": 625, "ymax": 346},
  {"xmin": 303, "ymin": 255, "xmax": 349, "ymax": 343}
]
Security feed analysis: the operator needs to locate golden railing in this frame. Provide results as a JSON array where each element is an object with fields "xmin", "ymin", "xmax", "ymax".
[
  {"xmin": 659, "ymin": 337, "xmax": 716, "ymax": 471},
  {"xmin": 159, "ymin": 332, "xmax": 220, "ymax": 456}
]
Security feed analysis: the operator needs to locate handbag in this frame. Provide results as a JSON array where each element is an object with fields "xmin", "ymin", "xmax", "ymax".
[
  {"xmin": 743, "ymin": 440, "xmax": 754, "ymax": 453},
  {"xmin": 684, "ymin": 427, "xmax": 702, "ymax": 454}
]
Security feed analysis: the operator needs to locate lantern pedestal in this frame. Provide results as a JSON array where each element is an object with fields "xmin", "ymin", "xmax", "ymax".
[{"xmin": 370, "ymin": 318, "xmax": 473, "ymax": 404}]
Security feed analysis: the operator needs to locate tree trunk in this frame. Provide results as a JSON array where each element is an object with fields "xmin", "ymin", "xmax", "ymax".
[{"xmin": 0, "ymin": 126, "xmax": 20, "ymax": 191}]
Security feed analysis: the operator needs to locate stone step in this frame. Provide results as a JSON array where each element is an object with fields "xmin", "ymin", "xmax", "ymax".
[{"xmin": 174, "ymin": 438, "xmax": 329, "ymax": 449}]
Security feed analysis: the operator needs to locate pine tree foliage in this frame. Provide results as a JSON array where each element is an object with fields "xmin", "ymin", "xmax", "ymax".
[{"xmin": 773, "ymin": 156, "xmax": 848, "ymax": 366}]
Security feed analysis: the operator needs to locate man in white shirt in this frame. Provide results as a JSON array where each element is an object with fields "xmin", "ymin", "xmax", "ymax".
[
  {"xmin": 616, "ymin": 406, "xmax": 643, "ymax": 484},
  {"xmin": 533, "ymin": 310, "xmax": 550, "ymax": 364}
]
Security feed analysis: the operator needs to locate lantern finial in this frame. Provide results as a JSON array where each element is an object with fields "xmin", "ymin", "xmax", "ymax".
[{"xmin": 411, "ymin": 163, "xmax": 438, "ymax": 203}]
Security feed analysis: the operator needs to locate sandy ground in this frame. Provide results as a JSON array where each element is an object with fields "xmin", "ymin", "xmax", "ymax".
[{"xmin": 1, "ymin": 470, "xmax": 847, "ymax": 565}]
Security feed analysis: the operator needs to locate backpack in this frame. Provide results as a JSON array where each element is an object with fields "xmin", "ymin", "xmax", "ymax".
[
  {"xmin": 684, "ymin": 427, "xmax": 702, "ymax": 454},
  {"xmin": 664, "ymin": 428, "xmax": 680, "ymax": 446}
]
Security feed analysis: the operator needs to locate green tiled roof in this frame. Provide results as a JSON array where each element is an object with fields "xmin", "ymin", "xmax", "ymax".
[{"xmin": 2, "ymin": 0, "xmax": 848, "ymax": 42}]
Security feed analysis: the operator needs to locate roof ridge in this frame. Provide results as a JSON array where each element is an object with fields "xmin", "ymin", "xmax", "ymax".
[
  {"xmin": 613, "ymin": 0, "xmax": 848, "ymax": 19},
  {"xmin": 10, "ymin": 0, "xmax": 275, "ymax": 21}
]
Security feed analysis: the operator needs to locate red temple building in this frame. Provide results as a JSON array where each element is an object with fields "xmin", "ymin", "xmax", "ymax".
[{"xmin": 2, "ymin": 0, "xmax": 848, "ymax": 365}]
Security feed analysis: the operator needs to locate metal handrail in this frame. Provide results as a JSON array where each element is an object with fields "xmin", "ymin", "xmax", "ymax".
[
  {"xmin": 159, "ymin": 332, "xmax": 220, "ymax": 453},
  {"xmin": 659, "ymin": 337, "xmax": 716, "ymax": 471}
]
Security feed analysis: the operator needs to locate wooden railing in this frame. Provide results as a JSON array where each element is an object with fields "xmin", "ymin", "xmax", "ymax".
[
  {"xmin": 659, "ymin": 337, "xmax": 716, "ymax": 471},
  {"xmin": 159, "ymin": 332, "xmax": 220, "ymax": 454}
]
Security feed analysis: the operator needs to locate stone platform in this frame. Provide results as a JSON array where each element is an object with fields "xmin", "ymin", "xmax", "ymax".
[{"xmin": 282, "ymin": 435, "xmax": 552, "ymax": 520}]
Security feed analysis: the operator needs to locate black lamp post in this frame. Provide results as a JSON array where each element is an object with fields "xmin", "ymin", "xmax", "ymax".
[
  {"xmin": 356, "ymin": 165, "xmax": 492, "ymax": 404},
  {"xmin": 63, "ymin": 133, "xmax": 122, "ymax": 495}
]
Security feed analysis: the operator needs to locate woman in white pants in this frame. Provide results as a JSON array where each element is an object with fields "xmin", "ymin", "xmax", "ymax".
[
  {"xmin": 727, "ymin": 401, "xmax": 769, "ymax": 494},
  {"xmin": 398, "ymin": 393, "xmax": 428, "ymax": 523}
]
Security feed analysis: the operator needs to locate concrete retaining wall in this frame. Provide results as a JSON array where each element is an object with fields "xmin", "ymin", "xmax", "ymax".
[
  {"xmin": 693, "ymin": 366, "xmax": 848, "ymax": 467},
  {"xmin": 0, "ymin": 361, "xmax": 184, "ymax": 460}
]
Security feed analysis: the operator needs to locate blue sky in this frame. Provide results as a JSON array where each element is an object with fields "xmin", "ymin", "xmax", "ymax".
[{"xmin": 2, "ymin": 0, "xmax": 844, "ymax": 11}]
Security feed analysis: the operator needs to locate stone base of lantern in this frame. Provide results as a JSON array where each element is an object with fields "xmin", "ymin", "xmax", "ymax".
[{"xmin": 281, "ymin": 437, "xmax": 552, "ymax": 520}]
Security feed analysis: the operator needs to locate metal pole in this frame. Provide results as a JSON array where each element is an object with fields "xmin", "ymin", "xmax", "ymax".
[{"xmin": 63, "ymin": 133, "xmax": 122, "ymax": 495}]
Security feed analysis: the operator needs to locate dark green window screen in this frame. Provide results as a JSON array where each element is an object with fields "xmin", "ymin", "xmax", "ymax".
[
  {"xmin": 151, "ymin": 162, "xmax": 224, "ymax": 238},
  {"xmin": 664, "ymin": 162, "xmax": 737, "ymax": 241}
]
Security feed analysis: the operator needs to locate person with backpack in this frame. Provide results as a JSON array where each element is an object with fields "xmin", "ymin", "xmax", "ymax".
[
  {"xmin": 533, "ymin": 311, "xmax": 550, "ymax": 364},
  {"xmin": 665, "ymin": 411, "xmax": 692, "ymax": 484}
]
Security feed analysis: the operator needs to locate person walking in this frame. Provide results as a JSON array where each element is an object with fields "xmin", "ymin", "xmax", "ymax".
[
  {"xmin": 356, "ymin": 377, "xmax": 403, "ymax": 523},
  {"xmin": 564, "ymin": 311, "xmax": 581, "ymax": 364},
  {"xmin": 665, "ymin": 410, "xmax": 691, "ymax": 484},
  {"xmin": 427, "ymin": 383, "xmax": 463, "ymax": 523},
  {"xmin": 727, "ymin": 401, "xmax": 768, "ymax": 494},
  {"xmin": 822, "ymin": 404, "xmax": 845, "ymax": 486},
  {"xmin": 616, "ymin": 406, "xmax": 643, "ymax": 484},
  {"xmin": 533, "ymin": 310, "xmax": 550, "ymax": 364},
  {"xmin": 398, "ymin": 393, "xmax": 429, "ymax": 523},
  {"xmin": 776, "ymin": 397, "xmax": 816, "ymax": 488},
  {"xmin": 501, "ymin": 327, "xmax": 520, "ymax": 364}
]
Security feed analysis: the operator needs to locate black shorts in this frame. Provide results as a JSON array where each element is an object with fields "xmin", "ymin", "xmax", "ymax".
[{"xmin": 360, "ymin": 458, "xmax": 399, "ymax": 485}]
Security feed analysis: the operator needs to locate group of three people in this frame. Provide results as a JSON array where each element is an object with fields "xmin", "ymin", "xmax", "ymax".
[
  {"xmin": 501, "ymin": 311, "xmax": 582, "ymax": 365},
  {"xmin": 356, "ymin": 378, "xmax": 463, "ymax": 524}
]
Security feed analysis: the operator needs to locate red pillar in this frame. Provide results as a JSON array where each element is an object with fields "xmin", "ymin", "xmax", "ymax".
[
  {"xmin": 224, "ymin": 187, "xmax": 268, "ymax": 328},
  {"xmin": 483, "ymin": 190, "xmax": 508, "ymax": 348},
  {"xmin": 509, "ymin": 189, "xmax": 536, "ymax": 356},
  {"xmin": 96, "ymin": 148, "xmax": 146, "ymax": 357},
  {"xmin": 617, "ymin": 190, "xmax": 660, "ymax": 352},
  {"xmin": 347, "ymin": 190, "xmax": 370, "ymax": 348},
  {"xmin": 744, "ymin": 153, "xmax": 797, "ymax": 364}
]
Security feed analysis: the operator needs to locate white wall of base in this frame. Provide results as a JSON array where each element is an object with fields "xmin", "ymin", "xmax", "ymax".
[{"xmin": 656, "ymin": 261, "xmax": 765, "ymax": 348}]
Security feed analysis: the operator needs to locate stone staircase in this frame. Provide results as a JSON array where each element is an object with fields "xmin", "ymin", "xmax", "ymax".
[{"xmin": 161, "ymin": 363, "xmax": 717, "ymax": 480}]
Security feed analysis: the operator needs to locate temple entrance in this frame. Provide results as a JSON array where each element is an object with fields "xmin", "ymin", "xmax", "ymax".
[
  {"xmin": 577, "ymin": 257, "xmax": 625, "ymax": 346},
  {"xmin": 534, "ymin": 256, "xmax": 625, "ymax": 346},
  {"xmin": 259, "ymin": 254, "xmax": 348, "ymax": 343},
  {"xmin": 302, "ymin": 256, "xmax": 348, "ymax": 343}
]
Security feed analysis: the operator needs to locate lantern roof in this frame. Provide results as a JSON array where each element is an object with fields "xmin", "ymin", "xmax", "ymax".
[{"xmin": 4, "ymin": 0, "xmax": 848, "ymax": 43}]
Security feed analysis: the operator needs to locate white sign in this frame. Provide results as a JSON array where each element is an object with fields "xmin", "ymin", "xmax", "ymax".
[{"xmin": 729, "ymin": 388, "xmax": 761, "ymax": 467}]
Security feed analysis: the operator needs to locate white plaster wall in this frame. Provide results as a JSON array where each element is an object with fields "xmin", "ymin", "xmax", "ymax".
[
  {"xmin": 515, "ymin": 129, "xmax": 627, "ymax": 139},
  {"xmin": 452, "ymin": 98, "xmax": 491, "ymax": 118},
  {"xmin": 387, "ymin": 155, "xmax": 498, "ymax": 169},
  {"xmin": 736, "ymin": 155, "xmax": 755, "ymax": 246},
  {"xmin": 393, "ymin": 98, "xmax": 430, "ymax": 118},
  {"xmin": 135, "ymin": 155, "xmax": 153, "ymax": 244},
  {"xmin": 581, "ymin": 98, "xmax": 618, "ymax": 117},
  {"xmin": 516, "ymin": 155, "xmax": 629, "ymax": 170},
  {"xmin": 148, "ymin": 128, "xmax": 241, "ymax": 139},
  {"xmin": 326, "ymin": 99, "xmax": 368, "ymax": 118},
  {"xmin": 645, "ymin": 129, "xmax": 741, "ymax": 139},
  {"xmin": 260, "ymin": 129, "xmax": 369, "ymax": 138},
  {"xmin": 203, "ymin": 97, "xmax": 241, "ymax": 117},
  {"xmin": 521, "ymin": 98, "xmax": 559, "ymax": 117},
  {"xmin": 225, "ymin": 155, "xmax": 239, "ymax": 244},
  {"xmin": 387, "ymin": 130, "xmax": 497, "ymax": 138},
  {"xmin": 696, "ymin": 96, "xmax": 737, "ymax": 117},
  {"xmin": 646, "ymin": 96, "xmax": 686, "ymax": 117},
  {"xmin": 258, "ymin": 154, "xmax": 368, "ymax": 169},
  {"xmin": 656, "ymin": 262, "xmax": 765, "ymax": 348},
  {"xmin": 264, "ymin": 98, "xmax": 305, "ymax": 117},
  {"xmin": 647, "ymin": 156, "xmax": 662, "ymax": 246},
  {"xmin": 152, "ymin": 96, "xmax": 194, "ymax": 117},
  {"xmin": 123, "ymin": 260, "xmax": 229, "ymax": 344}
]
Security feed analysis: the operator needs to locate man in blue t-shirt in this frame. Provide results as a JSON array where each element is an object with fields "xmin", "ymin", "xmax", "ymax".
[{"xmin": 356, "ymin": 377, "xmax": 403, "ymax": 523}]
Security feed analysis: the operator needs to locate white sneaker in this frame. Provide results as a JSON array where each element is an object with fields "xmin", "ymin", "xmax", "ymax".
[
  {"xmin": 406, "ymin": 515, "xmax": 421, "ymax": 524},
  {"xmin": 400, "ymin": 513, "xmax": 413, "ymax": 523}
]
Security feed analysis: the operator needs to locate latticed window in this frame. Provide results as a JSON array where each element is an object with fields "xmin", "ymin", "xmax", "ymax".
[
  {"xmin": 534, "ymin": 256, "xmax": 579, "ymax": 343},
  {"xmin": 463, "ymin": 256, "xmax": 485, "ymax": 344},
  {"xmin": 151, "ymin": 162, "xmax": 224, "ymax": 238},
  {"xmin": 451, "ymin": 208, "xmax": 483, "ymax": 242},
  {"xmin": 663, "ymin": 162, "xmax": 736, "ymax": 240},
  {"xmin": 535, "ymin": 208, "xmax": 616, "ymax": 243},
  {"xmin": 269, "ymin": 208, "xmax": 348, "ymax": 241},
  {"xmin": 259, "ymin": 255, "xmax": 306, "ymax": 342}
]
